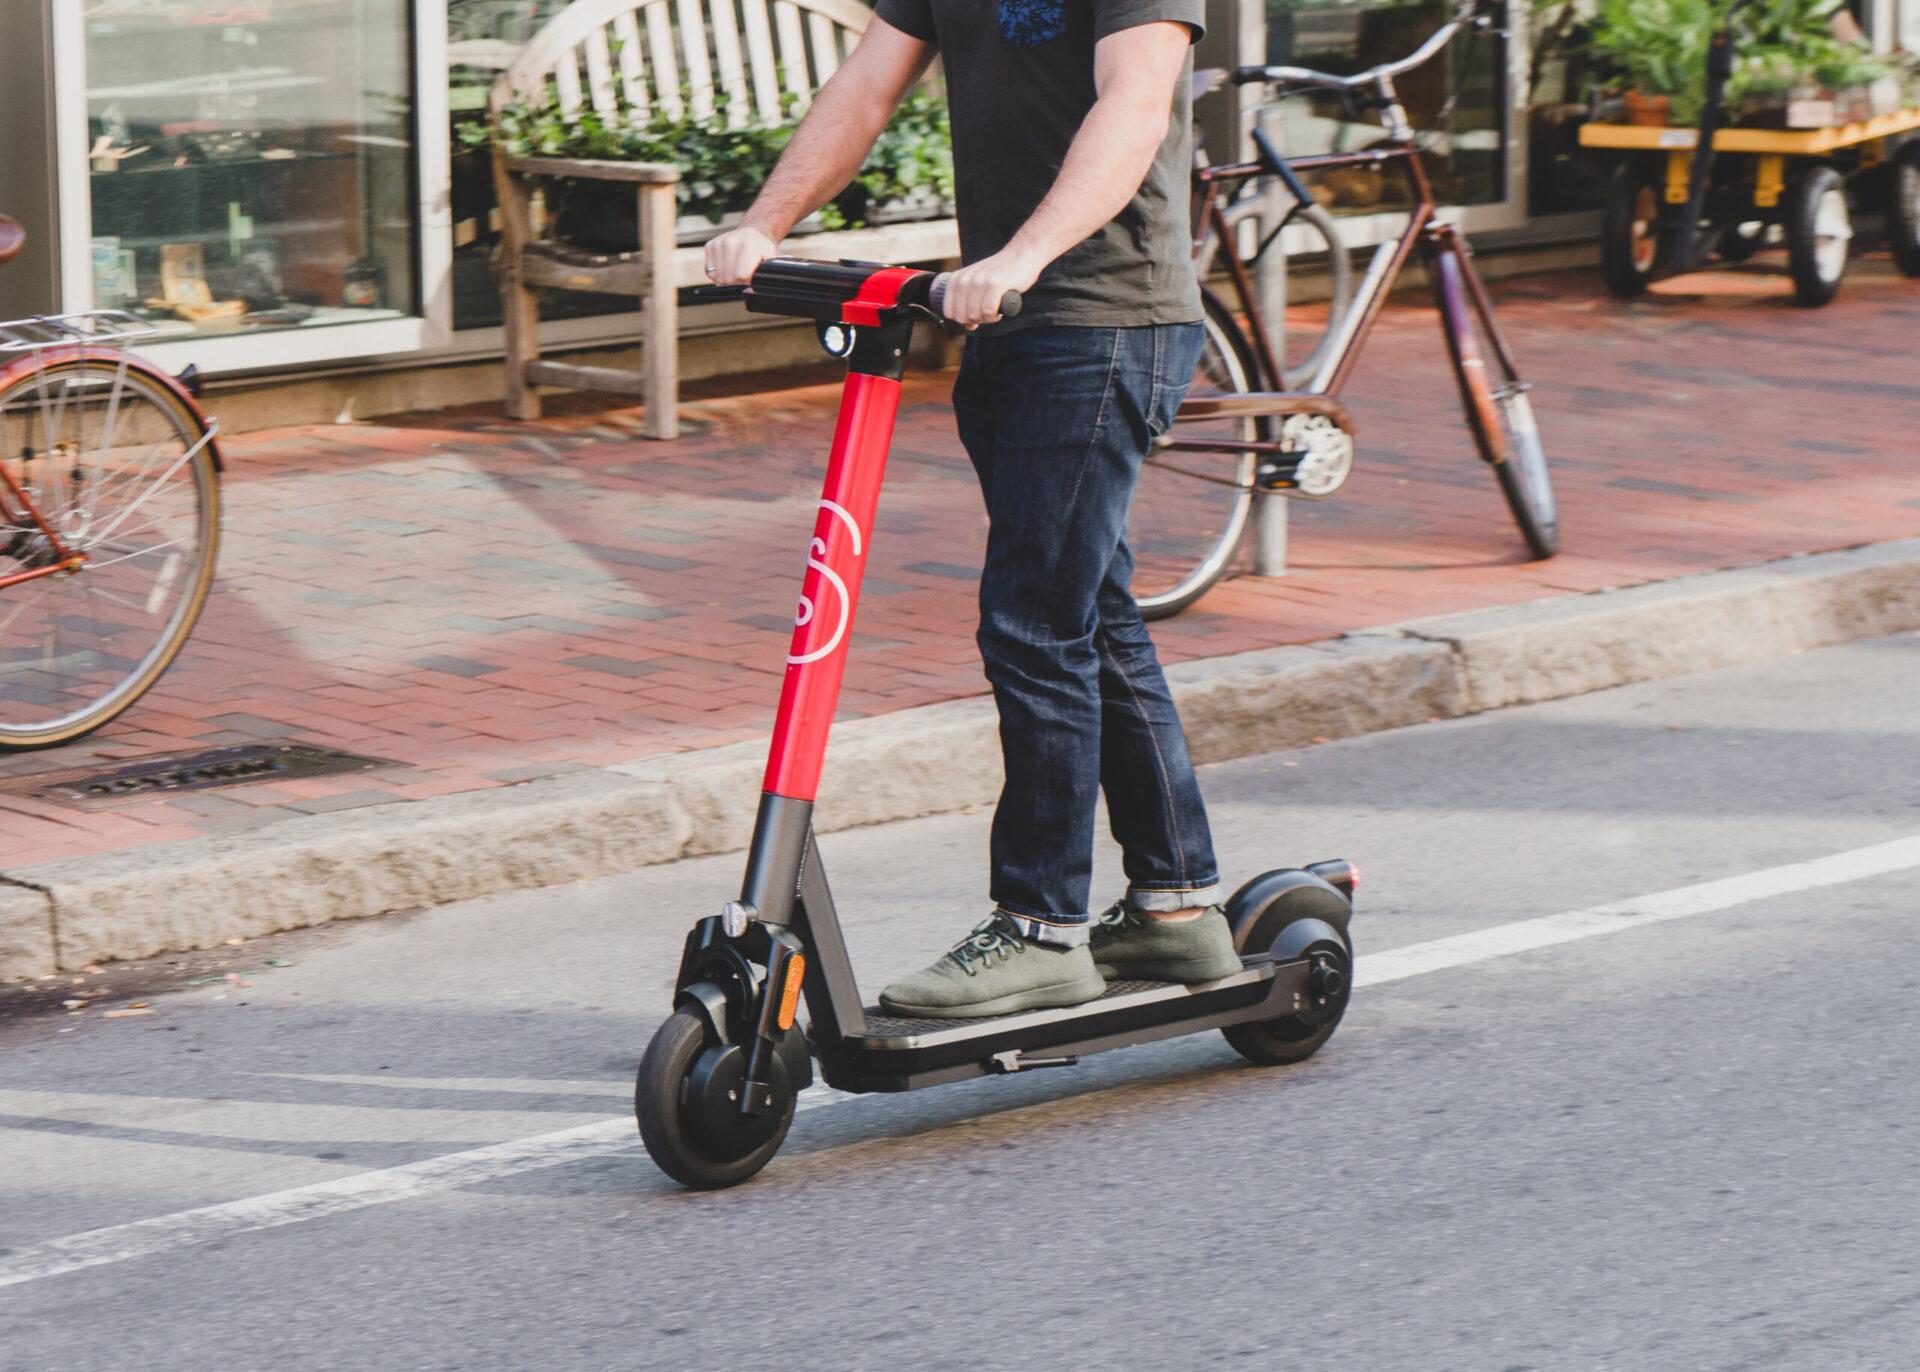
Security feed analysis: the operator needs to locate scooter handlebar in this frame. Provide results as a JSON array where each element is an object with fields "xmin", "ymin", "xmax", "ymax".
[
  {"xmin": 925, "ymin": 272, "xmax": 1024, "ymax": 326},
  {"xmin": 692, "ymin": 261, "xmax": 1021, "ymax": 328}
]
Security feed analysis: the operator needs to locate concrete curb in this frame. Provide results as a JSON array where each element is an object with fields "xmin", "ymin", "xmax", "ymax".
[{"xmin": 5, "ymin": 537, "xmax": 1919, "ymax": 977}]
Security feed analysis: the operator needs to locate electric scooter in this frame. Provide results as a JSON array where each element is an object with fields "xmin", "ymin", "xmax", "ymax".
[{"xmin": 636, "ymin": 258, "xmax": 1356, "ymax": 1189}]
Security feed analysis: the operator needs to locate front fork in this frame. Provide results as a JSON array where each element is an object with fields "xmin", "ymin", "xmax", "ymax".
[{"xmin": 673, "ymin": 912, "xmax": 813, "ymax": 1117}]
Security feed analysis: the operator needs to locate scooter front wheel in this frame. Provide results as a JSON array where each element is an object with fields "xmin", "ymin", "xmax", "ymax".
[{"xmin": 636, "ymin": 1008, "xmax": 795, "ymax": 1189}]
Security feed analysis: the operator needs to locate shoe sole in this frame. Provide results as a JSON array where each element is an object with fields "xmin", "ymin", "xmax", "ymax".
[
  {"xmin": 879, "ymin": 974, "xmax": 1108, "ymax": 1021},
  {"xmin": 1093, "ymin": 955, "xmax": 1243, "ymax": 984}
]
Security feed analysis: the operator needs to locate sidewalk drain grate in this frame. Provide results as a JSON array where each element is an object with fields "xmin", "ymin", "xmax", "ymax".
[{"xmin": 7, "ymin": 743, "xmax": 390, "ymax": 810}]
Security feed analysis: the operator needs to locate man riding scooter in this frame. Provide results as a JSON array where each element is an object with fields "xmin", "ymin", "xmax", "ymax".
[{"xmin": 705, "ymin": 0, "xmax": 1237, "ymax": 1018}]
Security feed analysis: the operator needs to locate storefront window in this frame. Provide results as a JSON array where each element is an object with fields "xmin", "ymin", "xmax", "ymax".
[
  {"xmin": 1265, "ymin": 0, "xmax": 1506, "ymax": 210},
  {"xmin": 82, "ymin": 0, "xmax": 418, "ymax": 339}
]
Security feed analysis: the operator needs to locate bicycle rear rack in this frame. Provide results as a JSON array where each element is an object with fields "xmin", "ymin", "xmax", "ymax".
[{"xmin": 0, "ymin": 310, "xmax": 164, "ymax": 354}]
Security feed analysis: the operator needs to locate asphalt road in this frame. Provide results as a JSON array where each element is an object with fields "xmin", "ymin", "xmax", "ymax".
[{"xmin": 4, "ymin": 632, "xmax": 1920, "ymax": 1371}]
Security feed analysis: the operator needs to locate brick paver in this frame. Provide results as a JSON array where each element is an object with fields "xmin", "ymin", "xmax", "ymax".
[{"xmin": 0, "ymin": 259, "xmax": 1915, "ymax": 867}]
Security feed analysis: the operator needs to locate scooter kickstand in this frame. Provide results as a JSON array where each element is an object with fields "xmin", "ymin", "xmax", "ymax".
[{"xmin": 988, "ymin": 1050, "xmax": 1081, "ymax": 1074}]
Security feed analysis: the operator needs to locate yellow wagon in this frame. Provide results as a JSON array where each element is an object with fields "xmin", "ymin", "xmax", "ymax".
[{"xmin": 1579, "ymin": 108, "xmax": 1920, "ymax": 304}]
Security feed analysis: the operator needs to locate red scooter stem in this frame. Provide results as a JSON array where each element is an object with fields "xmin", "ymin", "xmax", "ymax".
[{"xmin": 761, "ymin": 368, "xmax": 903, "ymax": 800}]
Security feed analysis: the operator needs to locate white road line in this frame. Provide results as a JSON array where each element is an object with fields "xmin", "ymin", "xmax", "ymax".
[
  {"xmin": 258, "ymin": 1074, "xmax": 635, "ymax": 1097},
  {"xmin": 4, "ymin": 835, "xmax": 1917, "ymax": 1291},
  {"xmin": 1354, "ymin": 833, "xmax": 1920, "ymax": 988}
]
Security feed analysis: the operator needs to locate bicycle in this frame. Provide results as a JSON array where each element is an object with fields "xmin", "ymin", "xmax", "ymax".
[
  {"xmin": 1131, "ymin": 0, "xmax": 1558, "ymax": 619},
  {"xmin": 0, "ymin": 216, "xmax": 222, "ymax": 749}
]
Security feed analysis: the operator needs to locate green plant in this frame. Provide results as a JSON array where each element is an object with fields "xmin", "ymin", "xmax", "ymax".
[
  {"xmin": 1586, "ymin": 0, "xmax": 1905, "ymax": 123},
  {"xmin": 1588, "ymin": 0, "xmax": 1717, "ymax": 121},
  {"xmin": 473, "ymin": 82, "xmax": 953, "ymax": 230}
]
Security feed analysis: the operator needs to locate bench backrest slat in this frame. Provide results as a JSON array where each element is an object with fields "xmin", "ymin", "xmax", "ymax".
[
  {"xmin": 706, "ymin": 0, "xmax": 751, "ymax": 128},
  {"xmin": 739, "ymin": 0, "xmax": 783, "ymax": 124},
  {"xmin": 807, "ymin": 10, "xmax": 840, "ymax": 84},
  {"xmin": 583, "ymin": 25, "xmax": 619, "ymax": 115},
  {"xmin": 675, "ymin": 0, "xmax": 718, "ymax": 119},
  {"xmin": 490, "ymin": 0, "xmax": 875, "ymax": 128},
  {"xmin": 645, "ymin": 1, "xmax": 683, "ymax": 118},
  {"xmin": 773, "ymin": 1, "xmax": 811, "ymax": 110},
  {"xmin": 612, "ymin": 10, "xmax": 653, "ymax": 118}
]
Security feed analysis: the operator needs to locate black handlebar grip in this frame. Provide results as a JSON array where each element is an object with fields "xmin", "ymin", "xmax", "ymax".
[{"xmin": 927, "ymin": 272, "xmax": 1025, "ymax": 323}]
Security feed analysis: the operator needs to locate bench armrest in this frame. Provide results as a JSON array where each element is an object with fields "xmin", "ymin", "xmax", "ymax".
[{"xmin": 502, "ymin": 154, "xmax": 681, "ymax": 185}]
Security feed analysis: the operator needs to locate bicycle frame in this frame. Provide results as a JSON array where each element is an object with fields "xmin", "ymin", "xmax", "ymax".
[{"xmin": 1178, "ymin": 136, "xmax": 1525, "ymax": 458}]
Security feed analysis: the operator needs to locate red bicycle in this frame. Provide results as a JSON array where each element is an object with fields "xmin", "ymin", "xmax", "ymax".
[
  {"xmin": 1132, "ymin": 0, "xmax": 1559, "ymax": 618},
  {"xmin": 0, "ymin": 216, "xmax": 222, "ymax": 749}
]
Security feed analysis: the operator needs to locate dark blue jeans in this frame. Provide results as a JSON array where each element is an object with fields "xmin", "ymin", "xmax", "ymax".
[{"xmin": 953, "ymin": 323, "xmax": 1220, "ymax": 947}]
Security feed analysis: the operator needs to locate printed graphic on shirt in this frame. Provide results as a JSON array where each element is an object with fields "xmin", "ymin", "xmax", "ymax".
[{"xmin": 997, "ymin": 0, "xmax": 1065, "ymax": 45}]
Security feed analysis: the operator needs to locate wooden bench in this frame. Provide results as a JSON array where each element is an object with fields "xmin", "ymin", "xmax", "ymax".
[{"xmin": 488, "ymin": 0, "xmax": 960, "ymax": 437}]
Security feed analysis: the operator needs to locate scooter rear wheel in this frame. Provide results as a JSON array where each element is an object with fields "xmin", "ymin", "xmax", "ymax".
[
  {"xmin": 636, "ymin": 1008, "xmax": 796, "ymax": 1189},
  {"xmin": 1220, "ymin": 874, "xmax": 1354, "ymax": 1067},
  {"xmin": 1222, "ymin": 937, "xmax": 1352, "ymax": 1066}
]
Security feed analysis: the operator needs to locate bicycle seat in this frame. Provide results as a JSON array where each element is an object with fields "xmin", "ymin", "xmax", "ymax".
[{"xmin": 0, "ymin": 216, "xmax": 24, "ymax": 268}]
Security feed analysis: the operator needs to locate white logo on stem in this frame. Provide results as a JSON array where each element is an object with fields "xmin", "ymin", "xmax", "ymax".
[{"xmin": 788, "ymin": 499, "xmax": 862, "ymax": 666}]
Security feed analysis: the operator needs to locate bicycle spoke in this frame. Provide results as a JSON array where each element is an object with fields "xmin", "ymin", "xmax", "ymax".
[
  {"xmin": 0, "ymin": 357, "xmax": 214, "ymax": 741},
  {"xmin": 80, "ymin": 537, "xmax": 188, "ymax": 573}
]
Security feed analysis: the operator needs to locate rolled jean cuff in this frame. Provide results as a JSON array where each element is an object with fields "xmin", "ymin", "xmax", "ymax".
[
  {"xmin": 1126, "ymin": 882, "xmax": 1223, "ymax": 913},
  {"xmin": 998, "ymin": 906, "xmax": 1091, "ymax": 948}
]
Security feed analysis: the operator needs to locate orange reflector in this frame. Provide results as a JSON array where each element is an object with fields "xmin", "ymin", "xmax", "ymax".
[{"xmin": 775, "ymin": 953, "xmax": 807, "ymax": 1031}]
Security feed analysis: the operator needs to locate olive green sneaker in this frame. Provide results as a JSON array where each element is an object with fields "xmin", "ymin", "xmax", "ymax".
[
  {"xmin": 878, "ymin": 914, "xmax": 1107, "ymax": 1020},
  {"xmin": 1091, "ymin": 902, "xmax": 1242, "ymax": 983}
]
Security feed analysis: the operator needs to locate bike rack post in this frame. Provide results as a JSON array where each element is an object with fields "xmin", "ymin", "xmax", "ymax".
[{"xmin": 1251, "ymin": 103, "xmax": 1289, "ymax": 579}]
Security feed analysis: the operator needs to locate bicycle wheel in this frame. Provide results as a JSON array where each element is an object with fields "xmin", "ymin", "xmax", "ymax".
[
  {"xmin": 1130, "ymin": 289, "xmax": 1263, "ymax": 620},
  {"xmin": 1432, "ymin": 244, "xmax": 1559, "ymax": 560},
  {"xmin": 0, "ymin": 355, "xmax": 220, "ymax": 749}
]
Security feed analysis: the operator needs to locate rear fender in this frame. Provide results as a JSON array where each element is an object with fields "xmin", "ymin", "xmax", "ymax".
[{"xmin": 1224, "ymin": 867, "xmax": 1355, "ymax": 956}]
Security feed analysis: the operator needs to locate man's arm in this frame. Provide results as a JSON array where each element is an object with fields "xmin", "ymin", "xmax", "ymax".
[
  {"xmin": 705, "ymin": 19, "xmax": 935, "ymax": 285},
  {"xmin": 940, "ymin": 20, "xmax": 1195, "ymax": 328}
]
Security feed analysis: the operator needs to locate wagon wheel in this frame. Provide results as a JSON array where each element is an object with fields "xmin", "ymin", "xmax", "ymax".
[
  {"xmin": 1783, "ymin": 164, "xmax": 1851, "ymax": 307},
  {"xmin": 1890, "ymin": 140, "xmax": 1920, "ymax": 278},
  {"xmin": 1601, "ymin": 162, "xmax": 1664, "ymax": 297}
]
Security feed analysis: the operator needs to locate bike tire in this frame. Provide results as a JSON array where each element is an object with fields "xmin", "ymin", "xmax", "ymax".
[
  {"xmin": 0, "ymin": 357, "xmax": 221, "ymax": 749},
  {"xmin": 1131, "ymin": 288, "xmax": 1263, "ymax": 621},
  {"xmin": 1433, "ymin": 245, "xmax": 1559, "ymax": 561}
]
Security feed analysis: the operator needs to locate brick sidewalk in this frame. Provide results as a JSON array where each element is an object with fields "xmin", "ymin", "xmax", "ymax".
[{"xmin": 0, "ymin": 260, "xmax": 1915, "ymax": 868}]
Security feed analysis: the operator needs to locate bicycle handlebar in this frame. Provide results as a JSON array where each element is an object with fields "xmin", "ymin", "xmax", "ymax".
[
  {"xmin": 691, "ymin": 260, "xmax": 1021, "ymax": 327},
  {"xmin": 1230, "ymin": 0, "xmax": 1492, "ymax": 96}
]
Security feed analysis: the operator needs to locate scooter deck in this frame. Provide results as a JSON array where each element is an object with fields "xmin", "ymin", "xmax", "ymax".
[
  {"xmin": 861, "ymin": 977, "xmax": 1178, "ymax": 1041},
  {"xmin": 827, "ymin": 957, "xmax": 1313, "ymax": 1091}
]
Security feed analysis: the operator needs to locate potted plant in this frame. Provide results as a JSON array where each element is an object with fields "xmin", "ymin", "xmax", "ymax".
[{"xmin": 1588, "ymin": 0, "xmax": 1717, "ymax": 125}]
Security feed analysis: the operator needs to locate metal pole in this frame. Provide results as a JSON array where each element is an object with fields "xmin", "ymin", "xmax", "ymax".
[{"xmin": 1250, "ymin": 102, "xmax": 1289, "ymax": 579}]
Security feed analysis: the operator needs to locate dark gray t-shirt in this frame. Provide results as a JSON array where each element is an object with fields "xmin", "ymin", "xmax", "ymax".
[{"xmin": 872, "ymin": 0, "xmax": 1206, "ymax": 331}]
